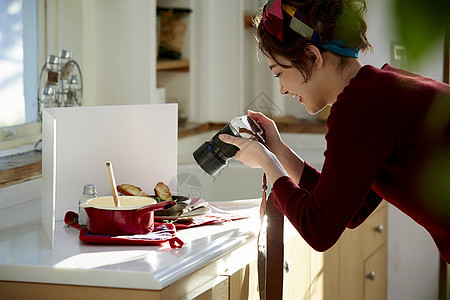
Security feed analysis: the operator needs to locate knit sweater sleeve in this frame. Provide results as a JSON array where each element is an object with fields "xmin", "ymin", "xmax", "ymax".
[
  {"xmin": 297, "ymin": 162, "xmax": 383, "ymax": 228},
  {"xmin": 272, "ymin": 86, "xmax": 393, "ymax": 252}
]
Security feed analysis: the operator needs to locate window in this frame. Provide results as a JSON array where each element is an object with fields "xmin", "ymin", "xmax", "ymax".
[{"xmin": 0, "ymin": 0, "xmax": 38, "ymax": 127}]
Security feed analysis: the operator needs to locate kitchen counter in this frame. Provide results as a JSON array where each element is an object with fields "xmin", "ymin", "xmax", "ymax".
[{"xmin": 0, "ymin": 200, "xmax": 260, "ymax": 296}]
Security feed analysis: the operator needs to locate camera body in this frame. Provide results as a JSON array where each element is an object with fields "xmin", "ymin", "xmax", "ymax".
[{"xmin": 193, "ymin": 115, "xmax": 264, "ymax": 176}]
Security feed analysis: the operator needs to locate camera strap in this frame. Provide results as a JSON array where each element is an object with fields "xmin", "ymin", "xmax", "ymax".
[
  {"xmin": 260, "ymin": 173, "xmax": 267, "ymax": 220},
  {"xmin": 235, "ymin": 126, "xmax": 285, "ymax": 298},
  {"xmin": 257, "ymin": 173, "xmax": 284, "ymax": 300}
]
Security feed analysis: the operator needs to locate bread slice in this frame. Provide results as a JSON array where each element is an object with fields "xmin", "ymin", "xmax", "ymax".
[
  {"xmin": 154, "ymin": 182, "xmax": 173, "ymax": 201},
  {"xmin": 117, "ymin": 184, "xmax": 150, "ymax": 197}
]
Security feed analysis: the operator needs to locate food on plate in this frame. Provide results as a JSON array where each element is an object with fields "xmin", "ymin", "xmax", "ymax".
[
  {"xmin": 117, "ymin": 184, "xmax": 150, "ymax": 198},
  {"xmin": 116, "ymin": 182, "xmax": 175, "ymax": 203},
  {"xmin": 154, "ymin": 182, "xmax": 173, "ymax": 201}
]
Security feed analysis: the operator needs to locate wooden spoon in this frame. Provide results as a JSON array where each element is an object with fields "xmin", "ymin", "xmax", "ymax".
[{"xmin": 106, "ymin": 161, "xmax": 120, "ymax": 207}]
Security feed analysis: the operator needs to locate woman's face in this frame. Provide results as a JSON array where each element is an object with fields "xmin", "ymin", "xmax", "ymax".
[{"xmin": 266, "ymin": 54, "xmax": 330, "ymax": 115}]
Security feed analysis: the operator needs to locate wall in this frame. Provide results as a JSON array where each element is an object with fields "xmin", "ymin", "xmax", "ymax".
[
  {"xmin": 50, "ymin": 0, "xmax": 158, "ymax": 108},
  {"xmin": 189, "ymin": 0, "xmax": 245, "ymax": 122},
  {"xmin": 91, "ymin": 0, "xmax": 156, "ymax": 106},
  {"xmin": 361, "ymin": 0, "xmax": 444, "ymax": 81},
  {"xmin": 49, "ymin": 0, "xmax": 316, "ymax": 122}
]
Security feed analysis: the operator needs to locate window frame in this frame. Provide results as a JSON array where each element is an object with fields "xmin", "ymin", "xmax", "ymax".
[{"xmin": 0, "ymin": 0, "xmax": 45, "ymax": 154}]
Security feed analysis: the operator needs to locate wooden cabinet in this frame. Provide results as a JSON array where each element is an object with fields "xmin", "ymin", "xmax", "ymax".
[
  {"xmin": 364, "ymin": 246, "xmax": 387, "ymax": 300},
  {"xmin": 324, "ymin": 202, "xmax": 388, "ymax": 300},
  {"xmin": 1, "ymin": 262, "xmax": 259, "ymax": 300},
  {"xmin": 193, "ymin": 260, "xmax": 259, "ymax": 300},
  {"xmin": 281, "ymin": 220, "xmax": 326, "ymax": 300}
]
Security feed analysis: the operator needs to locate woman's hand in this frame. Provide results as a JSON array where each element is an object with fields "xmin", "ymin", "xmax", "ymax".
[
  {"xmin": 249, "ymin": 110, "xmax": 305, "ymax": 183},
  {"xmin": 218, "ymin": 134, "xmax": 270, "ymax": 168},
  {"xmin": 218, "ymin": 133, "xmax": 289, "ymax": 185},
  {"xmin": 248, "ymin": 110, "xmax": 284, "ymax": 154}
]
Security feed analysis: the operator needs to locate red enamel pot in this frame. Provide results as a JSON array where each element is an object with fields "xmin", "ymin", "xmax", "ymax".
[{"xmin": 80, "ymin": 196, "xmax": 176, "ymax": 235}]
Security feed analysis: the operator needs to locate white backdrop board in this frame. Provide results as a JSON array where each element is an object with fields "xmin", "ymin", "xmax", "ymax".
[{"xmin": 41, "ymin": 104, "xmax": 178, "ymax": 248}]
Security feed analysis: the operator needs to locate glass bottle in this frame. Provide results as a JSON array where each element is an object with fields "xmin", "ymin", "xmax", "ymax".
[{"xmin": 78, "ymin": 184, "xmax": 97, "ymax": 227}]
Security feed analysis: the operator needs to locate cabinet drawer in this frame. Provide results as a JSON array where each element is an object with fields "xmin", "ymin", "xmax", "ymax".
[
  {"xmin": 364, "ymin": 245, "xmax": 387, "ymax": 300},
  {"xmin": 358, "ymin": 204, "xmax": 387, "ymax": 257}
]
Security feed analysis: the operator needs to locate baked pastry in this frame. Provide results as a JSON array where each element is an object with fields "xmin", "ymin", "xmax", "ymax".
[
  {"xmin": 117, "ymin": 184, "xmax": 150, "ymax": 197},
  {"xmin": 154, "ymin": 182, "xmax": 173, "ymax": 201}
]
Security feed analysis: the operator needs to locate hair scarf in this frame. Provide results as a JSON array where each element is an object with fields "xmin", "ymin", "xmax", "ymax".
[{"xmin": 263, "ymin": 0, "xmax": 360, "ymax": 58}]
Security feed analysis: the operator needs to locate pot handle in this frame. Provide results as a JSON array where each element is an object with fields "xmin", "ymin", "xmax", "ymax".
[{"xmin": 132, "ymin": 200, "xmax": 176, "ymax": 225}]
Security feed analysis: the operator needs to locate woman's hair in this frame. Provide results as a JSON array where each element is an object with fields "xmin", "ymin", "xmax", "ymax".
[{"xmin": 256, "ymin": 0, "xmax": 372, "ymax": 81}]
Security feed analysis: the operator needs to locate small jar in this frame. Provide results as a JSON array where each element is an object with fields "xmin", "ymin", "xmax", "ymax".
[
  {"xmin": 78, "ymin": 184, "xmax": 97, "ymax": 227},
  {"xmin": 66, "ymin": 75, "xmax": 80, "ymax": 106},
  {"xmin": 59, "ymin": 49, "xmax": 73, "ymax": 79}
]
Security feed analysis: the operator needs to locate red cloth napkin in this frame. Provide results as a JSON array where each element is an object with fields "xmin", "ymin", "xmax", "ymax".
[
  {"xmin": 64, "ymin": 211, "xmax": 184, "ymax": 248},
  {"xmin": 173, "ymin": 213, "xmax": 249, "ymax": 229},
  {"xmin": 161, "ymin": 198, "xmax": 250, "ymax": 229}
]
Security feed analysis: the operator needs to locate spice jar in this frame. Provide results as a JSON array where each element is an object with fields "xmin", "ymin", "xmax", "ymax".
[
  {"xmin": 66, "ymin": 75, "xmax": 80, "ymax": 106},
  {"xmin": 59, "ymin": 49, "xmax": 73, "ymax": 79}
]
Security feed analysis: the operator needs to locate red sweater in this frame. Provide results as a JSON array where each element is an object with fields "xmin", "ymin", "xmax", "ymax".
[{"xmin": 272, "ymin": 64, "xmax": 450, "ymax": 263}]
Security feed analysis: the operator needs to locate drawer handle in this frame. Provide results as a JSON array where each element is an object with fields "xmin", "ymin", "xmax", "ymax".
[
  {"xmin": 366, "ymin": 271, "xmax": 376, "ymax": 280},
  {"xmin": 284, "ymin": 260, "xmax": 290, "ymax": 273},
  {"xmin": 374, "ymin": 224, "xmax": 384, "ymax": 233}
]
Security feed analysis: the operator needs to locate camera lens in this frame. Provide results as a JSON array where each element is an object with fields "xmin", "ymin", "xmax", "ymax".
[{"xmin": 193, "ymin": 124, "xmax": 239, "ymax": 176}]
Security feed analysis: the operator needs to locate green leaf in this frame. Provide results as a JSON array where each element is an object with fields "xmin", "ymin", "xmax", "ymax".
[{"xmin": 394, "ymin": 0, "xmax": 450, "ymax": 61}]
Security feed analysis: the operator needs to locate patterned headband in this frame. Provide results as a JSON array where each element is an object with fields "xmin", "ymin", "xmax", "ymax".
[{"xmin": 263, "ymin": 0, "xmax": 359, "ymax": 58}]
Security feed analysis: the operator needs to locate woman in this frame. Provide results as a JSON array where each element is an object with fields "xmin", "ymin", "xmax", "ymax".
[{"xmin": 219, "ymin": 0, "xmax": 450, "ymax": 262}]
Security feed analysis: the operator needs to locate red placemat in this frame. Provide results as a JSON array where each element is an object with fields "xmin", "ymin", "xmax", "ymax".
[
  {"xmin": 64, "ymin": 211, "xmax": 184, "ymax": 248},
  {"xmin": 79, "ymin": 224, "xmax": 183, "ymax": 248}
]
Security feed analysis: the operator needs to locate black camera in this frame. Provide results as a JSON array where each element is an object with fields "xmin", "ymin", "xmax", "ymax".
[{"xmin": 193, "ymin": 115, "xmax": 264, "ymax": 176}]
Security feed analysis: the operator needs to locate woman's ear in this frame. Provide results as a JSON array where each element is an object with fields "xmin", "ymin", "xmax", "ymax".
[{"xmin": 305, "ymin": 45, "xmax": 323, "ymax": 69}]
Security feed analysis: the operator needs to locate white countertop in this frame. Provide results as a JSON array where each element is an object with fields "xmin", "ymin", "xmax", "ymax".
[{"xmin": 0, "ymin": 199, "xmax": 260, "ymax": 290}]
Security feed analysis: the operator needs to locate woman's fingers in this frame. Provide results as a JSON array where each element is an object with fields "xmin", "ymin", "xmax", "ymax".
[
  {"xmin": 248, "ymin": 110, "xmax": 277, "ymax": 129},
  {"xmin": 248, "ymin": 110, "xmax": 281, "ymax": 147},
  {"xmin": 219, "ymin": 134, "xmax": 256, "ymax": 153},
  {"xmin": 219, "ymin": 134, "xmax": 245, "ymax": 148},
  {"xmin": 219, "ymin": 133, "xmax": 266, "ymax": 168},
  {"xmin": 248, "ymin": 110, "xmax": 270, "ymax": 125}
]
